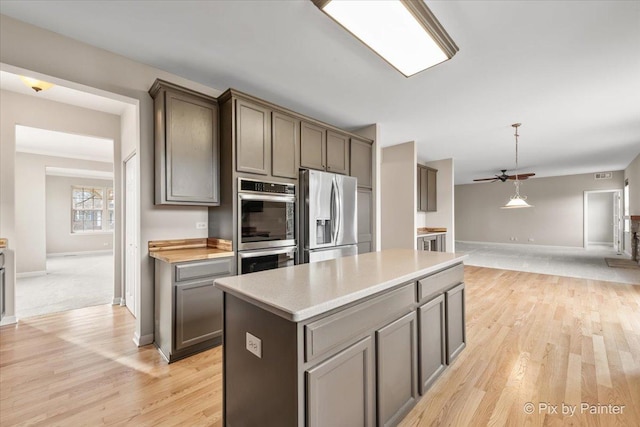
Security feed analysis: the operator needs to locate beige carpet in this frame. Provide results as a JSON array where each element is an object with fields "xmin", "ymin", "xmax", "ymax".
[{"xmin": 605, "ymin": 258, "xmax": 640, "ymax": 269}]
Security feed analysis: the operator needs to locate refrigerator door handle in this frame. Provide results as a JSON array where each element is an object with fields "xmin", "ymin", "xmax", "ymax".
[{"xmin": 331, "ymin": 177, "xmax": 339, "ymax": 244}]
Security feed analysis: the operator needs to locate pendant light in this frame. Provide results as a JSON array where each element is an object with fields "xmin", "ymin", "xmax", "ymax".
[{"xmin": 501, "ymin": 123, "xmax": 533, "ymax": 209}]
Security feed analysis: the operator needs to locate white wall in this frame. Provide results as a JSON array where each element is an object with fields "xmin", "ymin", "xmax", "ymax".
[
  {"xmin": 381, "ymin": 141, "xmax": 416, "ymax": 250},
  {"xmin": 1, "ymin": 15, "xmax": 222, "ymax": 338},
  {"xmin": 625, "ymin": 153, "xmax": 640, "ymax": 215},
  {"xmin": 587, "ymin": 192, "xmax": 613, "ymax": 245},
  {"xmin": 416, "ymin": 158, "xmax": 455, "ymax": 252},
  {"xmin": 455, "ymin": 171, "xmax": 624, "ymax": 247},
  {"xmin": 46, "ymin": 175, "xmax": 115, "ymax": 254}
]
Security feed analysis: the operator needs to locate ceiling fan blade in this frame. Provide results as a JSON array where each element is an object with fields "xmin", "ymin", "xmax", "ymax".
[
  {"xmin": 473, "ymin": 177, "xmax": 499, "ymax": 182},
  {"xmin": 518, "ymin": 173, "xmax": 536, "ymax": 177},
  {"xmin": 506, "ymin": 172, "xmax": 536, "ymax": 180}
]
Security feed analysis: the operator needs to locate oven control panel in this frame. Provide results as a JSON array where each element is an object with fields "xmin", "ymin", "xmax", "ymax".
[{"xmin": 240, "ymin": 179, "xmax": 295, "ymax": 195}]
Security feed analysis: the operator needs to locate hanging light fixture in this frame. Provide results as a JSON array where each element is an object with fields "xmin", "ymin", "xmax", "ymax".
[
  {"xmin": 19, "ymin": 76, "xmax": 54, "ymax": 93},
  {"xmin": 501, "ymin": 123, "xmax": 533, "ymax": 209}
]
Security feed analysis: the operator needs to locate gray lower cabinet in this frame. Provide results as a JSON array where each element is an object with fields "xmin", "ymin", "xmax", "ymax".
[
  {"xmin": 155, "ymin": 257, "xmax": 232, "ymax": 362},
  {"xmin": 445, "ymin": 283, "xmax": 466, "ymax": 363},
  {"xmin": 376, "ymin": 312, "xmax": 418, "ymax": 427},
  {"xmin": 306, "ymin": 337, "xmax": 375, "ymax": 427},
  {"xmin": 150, "ymin": 79, "xmax": 220, "ymax": 206},
  {"xmin": 417, "ymin": 233, "xmax": 446, "ymax": 252},
  {"xmin": 418, "ymin": 294, "xmax": 446, "ymax": 394},
  {"xmin": 357, "ymin": 189, "xmax": 373, "ymax": 254}
]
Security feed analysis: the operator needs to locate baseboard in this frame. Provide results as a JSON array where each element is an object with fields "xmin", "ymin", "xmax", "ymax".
[
  {"xmin": 133, "ymin": 332, "xmax": 154, "ymax": 347},
  {"xmin": 112, "ymin": 297, "xmax": 123, "ymax": 305},
  {"xmin": 48, "ymin": 250, "xmax": 113, "ymax": 257},
  {"xmin": 16, "ymin": 270, "xmax": 46, "ymax": 278},
  {"xmin": 0, "ymin": 316, "xmax": 18, "ymax": 326},
  {"xmin": 587, "ymin": 242, "xmax": 614, "ymax": 247},
  {"xmin": 456, "ymin": 240, "xmax": 584, "ymax": 250}
]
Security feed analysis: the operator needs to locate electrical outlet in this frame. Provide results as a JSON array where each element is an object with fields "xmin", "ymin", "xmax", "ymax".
[
  {"xmin": 196, "ymin": 222, "xmax": 207, "ymax": 229},
  {"xmin": 246, "ymin": 332, "xmax": 262, "ymax": 358},
  {"xmin": 528, "ymin": 238, "xmax": 535, "ymax": 242}
]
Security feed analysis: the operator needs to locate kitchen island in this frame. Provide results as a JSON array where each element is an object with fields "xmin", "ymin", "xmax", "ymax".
[{"xmin": 215, "ymin": 249, "xmax": 467, "ymax": 427}]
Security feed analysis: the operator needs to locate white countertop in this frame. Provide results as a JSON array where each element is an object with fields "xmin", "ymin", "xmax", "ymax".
[{"xmin": 215, "ymin": 249, "xmax": 467, "ymax": 322}]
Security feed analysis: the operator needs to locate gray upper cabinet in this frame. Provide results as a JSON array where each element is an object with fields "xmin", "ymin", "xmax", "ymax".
[
  {"xmin": 326, "ymin": 130, "xmax": 350, "ymax": 175},
  {"xmin": 236, "ymin": 99, "xmax": 270, "ymax": 175},
  {"xmin": 301, "ymin": 123, "xmax": 350, "ymax": 175},
  {"xmin": 150, "ymin": 79, "xmax": 220, "ymax": 206},
  {"xmin": 300, "ymin": 121, "xmax": 327, "ymax": 171},
  {"xmin": 417, "ymin": 164, "xmax": 437, "ymax": 212},
  {"xmin": 357, "ymin": 189, "xmax": 373, "ymax": 254},
  {"xmin": 271, "ymin": 111, "xmax": 299, "ymax": 179},
  {"xmin": 350, "ymin": 137, "xmax": 373, "ymax": 189}
]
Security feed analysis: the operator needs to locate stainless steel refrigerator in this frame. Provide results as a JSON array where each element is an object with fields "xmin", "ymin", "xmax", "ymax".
[{"xmin": 300, "ymin": 169, "xmax": 357, "ymax": 263}]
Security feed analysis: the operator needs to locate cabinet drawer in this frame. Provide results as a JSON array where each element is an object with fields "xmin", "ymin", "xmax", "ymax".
[
  {"xmin": 175, "ymin": 258, "xmax": 233, "ymax": 282},
  {"xmin": 417, "ymin": 263, "xmax": 463, "ymax": 303},
  {"xmin": 305, "ymin": 283, "xmax": 414, "ymax": 362}
]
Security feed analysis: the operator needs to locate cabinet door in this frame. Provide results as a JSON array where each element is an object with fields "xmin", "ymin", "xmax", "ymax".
[
  {"xmin": 236, "ymin": 99, "xmax": 270, "ymax": 175},
  {"xmin": 418, "ymin": 166, "xmax": 428, "ymax": 212},
  {"xmin": 272, "ymin": 111, "xmax": 299, "ymax": 179},
  {"xmin": 427, "ymin": 168, "xmax": 437, "ymax": 211},
  {"xmin": 445, "ymin": 283, "xmax": 466, "ymax": 363},
  {"xmin": 326, "ymin": 130, "xmax": 349, "ymax": 175},
  {"xmin": 301, "ymin": 121, "xmax": 326, "ymax": 171},
  {"xmin": 165, "ymin": 90, "xmax": 219, "ymax": 204},
  {"xmin": 418, "ymin": 294, "xmax": 446, "ymax": 394},
  {"xmin": 306, "ymin": 337, "xmax": 375, "ymax": 427},
  {"xmin": 357, "ymin": 189, "xmax": 373, "ymax": 254},
  {"xmin": 376, "ymin": 311, "xmax": 418, "ymax": 427},
  {"xmin": 350, "ymin": 138, "xmax": 373, "ymax": 188},
  {"xmin": 175, "ymin": 279, "xmax": 223, "ymax": 351}
]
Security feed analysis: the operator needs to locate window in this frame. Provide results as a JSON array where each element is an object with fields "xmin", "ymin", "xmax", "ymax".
[{"xmin": 72, "ymin": 186, "xmax": 114, "ymax": 233}]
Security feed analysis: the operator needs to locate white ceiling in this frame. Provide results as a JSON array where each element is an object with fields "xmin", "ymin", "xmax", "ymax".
[
  {"xmin": 0, "ymin": 70, "xmax": 128, "ymax": 115},
  {"xmin": 15, "ymin": 125, "xmax": 114, "ymax": 163},
  {"xmin": 2, "ymin": 1, "xmax": 639, "ymax": 183}
]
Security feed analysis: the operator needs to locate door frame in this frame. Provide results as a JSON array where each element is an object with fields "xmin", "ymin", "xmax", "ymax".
[
  {"xmin": 583, "ymin": 189, "xmax": 622, "ymax": 251},
  {"xmin": 123, "ymin": 151, "xmax": 139, "ymax": 318}
]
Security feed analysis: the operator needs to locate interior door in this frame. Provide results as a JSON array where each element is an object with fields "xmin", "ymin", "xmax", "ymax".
[
  {"xmin": 125, "ymin": 154, "xmax": 138, "ymax": 317},
  {"xmin": 613, "ymin": 190, "xmax": 622, "ymax": 253}
]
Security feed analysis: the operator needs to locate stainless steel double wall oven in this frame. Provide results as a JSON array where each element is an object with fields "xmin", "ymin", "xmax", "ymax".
[{"xmin": 237, "ymin": 178, "xmax": 296, "ymax": 274}]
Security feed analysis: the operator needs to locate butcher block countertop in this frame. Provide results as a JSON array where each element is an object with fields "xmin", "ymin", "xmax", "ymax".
[
  {"xmin": 0, "ymin": 238, "xmax": 7, "ymax": 249},
  {"xmin": 417, "ymin": 227, "xmax": 447, "ymax": 236},
  {"xmin": 149, "ymin": 238, "xmax": 233, "ymax": 263},
  {"xmin": 215, "ymin": 249, "xmax": 466, "ymax": 322}
]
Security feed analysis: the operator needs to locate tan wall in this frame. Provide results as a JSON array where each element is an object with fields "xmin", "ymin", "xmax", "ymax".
[
  {"xmin": 416, "ymin": 158, "xmax": 455, "ymax": 252},
  {"xmin": 625, "ymin": 153, "xmax": 640, "ymax": 215},
  {"xmin": 46, "ymin": 175, "xmax": 115, "ymax": 255},
  {"xmin": 455, "ymin": 171, "xmax": 624, "ymax": 247},
  {"xmin": 381, "ymin": 142, "xmax": 416, "ymax": 250},
  {"xmin": 1, "ymin": 15, "xmax": 222, "ymax": 337},
  {"xmin": 15, "ymin": 150, "xmax": 114, "ymax": 273},
  {"xmin": 586, "ymin": 192, "xmax": 614, "ymax": 244}
]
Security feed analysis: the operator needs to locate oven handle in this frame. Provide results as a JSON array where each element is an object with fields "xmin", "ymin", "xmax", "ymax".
[
  {"xmin": 238, "ymin": 247, "xmax": 298, "ymax": 259},
  {"xmin": 238, "ymin": 193, "xmax": 296, "ymax": 203}
]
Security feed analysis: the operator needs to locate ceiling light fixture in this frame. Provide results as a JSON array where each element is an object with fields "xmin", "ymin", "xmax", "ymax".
[
  {"xmin": 502, "ymin": 123, "xmax": 533, "ymax": 209},
  {"xmin": 19, "ymin": 76, "xmax": 54, "ymax": 93},
  {"xmin": 312, "ymin": 0, "xmax": 459, "ymax": 77}
]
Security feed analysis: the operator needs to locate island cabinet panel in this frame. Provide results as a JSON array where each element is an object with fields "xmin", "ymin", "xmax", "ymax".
[
  {"xmin": 326, "ymin": 130, "xmax": 350, "ymax": 175},
  {"xmin": 236, "ymin": 99, "xmax": 271, "ymax": 175},
  {"xmin": 300, "ymin": 121, "xmax": 326, "ymax": 171},
  {"xmin": 445, "ymin": 283, "xmax": 466, "ymax": 363},
  {"xmin": 350, "ymin": 137, "xmax": 373, "ymax": 189},
  {"xmin": 418, "ymin": 294, "xmax": 446, "ymax": 394},
  {"xmin": 151, "ymin": 80, "xmax": 220, "ymax": 206},
  {"xmin": 271, "ymin": 112, "xmax": 299, "ymax": 179},
  {"xmin": 306, "ymin": 337, "xmax": 375, "ymax": 427},
  {"xmin": 376, "ymin": 312, "xmax": 419, "ymax": 427}
]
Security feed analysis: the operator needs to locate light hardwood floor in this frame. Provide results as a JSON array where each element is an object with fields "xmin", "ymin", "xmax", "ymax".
[{"xmin": 0, "ymin": 266, "xmax": 638, "ymax": 426}]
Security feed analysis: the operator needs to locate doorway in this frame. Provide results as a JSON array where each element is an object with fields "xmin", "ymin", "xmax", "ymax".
[{"xmin": 584, "ymin": 190, "xmax": 622, "ymax": 252}]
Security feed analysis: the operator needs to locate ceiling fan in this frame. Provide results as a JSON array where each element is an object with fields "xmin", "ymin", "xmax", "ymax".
[
  {"xmin": 473, "ymin": 169, "xmax": 535, "ymax": 183},
  {"xmin": 474, "ymin": 123, "xmax": 536, "ymax": 183}
]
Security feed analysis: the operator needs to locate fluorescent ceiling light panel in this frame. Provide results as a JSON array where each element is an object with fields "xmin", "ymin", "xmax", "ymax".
[{"xmin": 317, "ymin": 0, "xmax": 458, "ymax": 77}]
